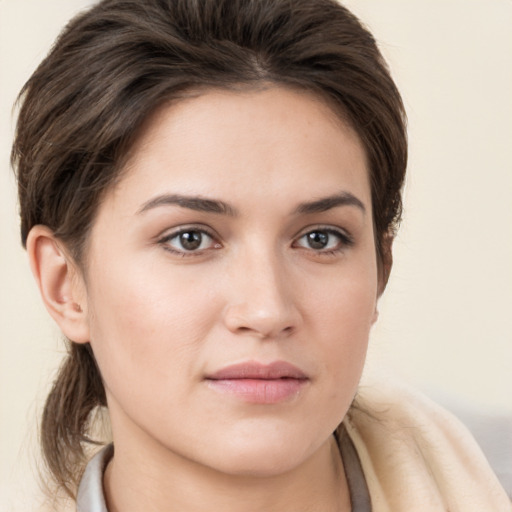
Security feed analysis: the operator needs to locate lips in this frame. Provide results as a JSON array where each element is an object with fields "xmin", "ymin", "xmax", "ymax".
[{"xmin": 205, "ymin": 361, "xmax": 309, "ymax": 404}]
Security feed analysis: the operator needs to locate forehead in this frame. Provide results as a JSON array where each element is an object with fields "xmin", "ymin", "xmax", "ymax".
[{"xmin": 106, "ymin": 86, "xmax": 371, "ymax": 213}]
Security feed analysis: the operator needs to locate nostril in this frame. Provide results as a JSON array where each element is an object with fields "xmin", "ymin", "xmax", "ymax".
[
  {"xmin": 223, "ymin": 301, "xmax": 300, "ymax": 338},
  {"xmin": 233, "ymin": 324, "xmax": 294, "ymax": 338}
]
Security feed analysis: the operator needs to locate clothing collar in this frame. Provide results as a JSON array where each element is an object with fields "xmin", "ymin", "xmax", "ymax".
[{"xmin": 76, "ymin": 431, "xmax": 371, "ymax": 511}]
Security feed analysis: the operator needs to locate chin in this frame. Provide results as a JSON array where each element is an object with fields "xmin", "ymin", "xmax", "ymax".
[
  {"xmin": 199, "ymin": 427, "xmax": 324, "ymax": 477},
  {"xmin": 213, "ymin": 449, "xmax": 309, "ymax": 478}
]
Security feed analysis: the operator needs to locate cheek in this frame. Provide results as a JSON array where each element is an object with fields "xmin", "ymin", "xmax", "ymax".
[
  {"xmin": 83, "ymin": 258, "xmax": 221, "ymax": 398},
  {"xmin": 305, "ymin": 260, "xmax": 378, "ymax": 393}
]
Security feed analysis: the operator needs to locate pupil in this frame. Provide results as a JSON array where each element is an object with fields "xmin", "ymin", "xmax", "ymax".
[
  {"xmin": 308, "ymin": 231, "xmax": 328, "ymax": 249},
  {"xmin": 180, "ymin": 231, "xmax": 202, "ymax": 250}
]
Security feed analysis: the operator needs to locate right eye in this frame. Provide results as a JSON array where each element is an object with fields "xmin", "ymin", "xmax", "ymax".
[{"xmin": 159, "ymin": 228, "xmax": 221, "ymax": 255}]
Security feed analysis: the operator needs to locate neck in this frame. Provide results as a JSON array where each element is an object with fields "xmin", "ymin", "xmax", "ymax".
[{"xmin": 104, "ymin": 428, "xmax": 350, "ymax": 512}]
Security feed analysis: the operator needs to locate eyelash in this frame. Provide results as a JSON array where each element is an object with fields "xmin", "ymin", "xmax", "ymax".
[{"xmin": 157, "ymin": 226, "xmax": 354, "ymax": 257}]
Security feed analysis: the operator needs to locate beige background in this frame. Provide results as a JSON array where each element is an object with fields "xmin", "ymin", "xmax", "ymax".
[{"xmin": 1, "ymin": 0, "xmax": 511, "ymax": 510}]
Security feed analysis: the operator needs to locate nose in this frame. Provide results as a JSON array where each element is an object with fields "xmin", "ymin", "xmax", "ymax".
[{"xmin": 222, "ymin": 249, "xmax": 301, "ymax": 339}]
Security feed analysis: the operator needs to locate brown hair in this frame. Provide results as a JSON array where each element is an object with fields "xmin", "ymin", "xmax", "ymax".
[{"xmin": 12, "ymin": 0, "xmax": 407, "ymax": 498}]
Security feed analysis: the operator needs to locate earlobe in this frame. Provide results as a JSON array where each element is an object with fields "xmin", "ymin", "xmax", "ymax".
[{"xmin": 26, "ymin": 225, "xmax": 90, "ymax": 344}]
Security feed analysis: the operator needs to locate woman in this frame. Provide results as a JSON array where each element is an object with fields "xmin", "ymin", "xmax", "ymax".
[{"xmin": 10, "ymin": 0, "xmax": 510, "ymax": 510}]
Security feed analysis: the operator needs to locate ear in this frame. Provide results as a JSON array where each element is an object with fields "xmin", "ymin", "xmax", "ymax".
[
  {"xmin": 377, "ymin": 232, "xmax": 394, "ymax": 297},
  {"xmin": 26, "ymin": 225, "xmax": 90, "ymax": 344}
]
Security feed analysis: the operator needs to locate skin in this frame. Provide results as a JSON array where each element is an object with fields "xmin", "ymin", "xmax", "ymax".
[{"xmin": 28, "ymin": 86, "xmax": 383, "ymax": 511}]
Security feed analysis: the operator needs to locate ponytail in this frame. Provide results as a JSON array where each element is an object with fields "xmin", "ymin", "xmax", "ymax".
[{"xmin": 40, "ymin": 342, "xmax": 106, "ymax": 498}]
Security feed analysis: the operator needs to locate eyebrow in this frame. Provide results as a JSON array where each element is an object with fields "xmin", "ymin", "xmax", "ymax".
[
  {"xmin": 138, "ymin": 194, "xmax": 238, "ymax": 216},
  {"xmin": 138, "ymin": 191, "xmax": 365, "ymax": 217},
  {"xmin": 294, "ymin": 192, "xmax": 366, "ymax": 215}
]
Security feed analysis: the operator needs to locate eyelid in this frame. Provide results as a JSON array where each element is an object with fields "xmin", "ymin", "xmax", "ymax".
[{"xmin": 293, "ymin": 224, "xmax": 353, "ymax": 241}]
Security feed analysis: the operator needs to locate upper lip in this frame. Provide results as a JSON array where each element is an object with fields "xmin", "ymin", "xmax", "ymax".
[{"xmin": 206, "ymin": 361, "xmax": 308, "ymax": 380}]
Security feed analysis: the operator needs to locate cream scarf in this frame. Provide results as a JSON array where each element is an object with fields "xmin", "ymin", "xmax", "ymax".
[{"xmin": 343, "ymin": 381, "xmax": 511, "ymax": 511}]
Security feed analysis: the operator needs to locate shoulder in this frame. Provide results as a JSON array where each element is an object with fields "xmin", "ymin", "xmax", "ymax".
[{"xmin": 343, "ymin": 379, "xmax": 512, "ymax": 512}]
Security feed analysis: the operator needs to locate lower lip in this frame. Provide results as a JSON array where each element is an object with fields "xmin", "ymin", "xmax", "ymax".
[{"xmin": 206, "ymin": 378, "xmax": 307, "ymax": 404}]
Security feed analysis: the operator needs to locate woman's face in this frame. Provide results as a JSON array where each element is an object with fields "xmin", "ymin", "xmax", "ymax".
[{"xmin": 79, "ymin": 86, "xmax": 379, "ymax": 476}]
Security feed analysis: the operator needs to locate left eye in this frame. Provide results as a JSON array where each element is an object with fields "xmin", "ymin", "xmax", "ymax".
[
  {"xmin": 162, "ymin": 229, "xmax": 218, "ymax": 253},
  {"xmin": 294, "ymin": 229, "xmax": 348, "ymax": 252}
]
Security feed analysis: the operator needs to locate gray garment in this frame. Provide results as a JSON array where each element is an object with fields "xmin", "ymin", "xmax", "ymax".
[
  {"xmin": 77, "ymin": 444, "xmax": 113, "ymax": 512},
  {"xmin": 76, "ymin": 434, "xmax": 371, "ymax": 511}
]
